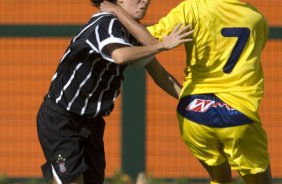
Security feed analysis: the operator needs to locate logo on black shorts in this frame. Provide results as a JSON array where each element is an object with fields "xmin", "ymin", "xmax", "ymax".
[{"xmin": 57, "ymin": 154, "xmax": 67, "ymax": 173}]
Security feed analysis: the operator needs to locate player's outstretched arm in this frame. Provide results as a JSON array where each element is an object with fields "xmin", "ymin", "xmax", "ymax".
[{"xmin": 106, "ymin": 24, "xmax": 193, "ymax": 64}]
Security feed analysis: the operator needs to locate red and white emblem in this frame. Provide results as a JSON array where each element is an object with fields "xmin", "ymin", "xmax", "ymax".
[{"xmin": 186, "ymin": 99, "xmax": 215, "ymax": 112}]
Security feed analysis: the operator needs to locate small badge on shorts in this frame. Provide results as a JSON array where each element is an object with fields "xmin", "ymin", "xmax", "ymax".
[{"xmin": 57, "ymin": 154, "xmax": 67, "ymax": 173}]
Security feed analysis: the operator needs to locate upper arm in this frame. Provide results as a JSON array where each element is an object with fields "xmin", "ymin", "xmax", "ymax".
[
  {"xmin": 102, "ymin": 43, "xmax": 129, "ymax": 62},
  {"xmin": 92, "ymin": 16, "xmax": 132, "ymax": 62}
]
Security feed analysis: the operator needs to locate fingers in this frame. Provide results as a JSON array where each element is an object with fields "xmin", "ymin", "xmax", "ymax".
[
  {"xmin": 179, "ymin": 38, "xmax": 193, "ymax": 44},
  {"xmin": 179, "ymin": 29, "xmax": 195, "ymax": 39},
  {"xmin": 178, "ymin": 24, "xmax": 192, "ymax": 35},
  {"xmin": 100, "ymin": 1, "xmax": 113, "ymax": 8},
  {"xmin": 101, "ymin": 1, "xmax": 111, "ymax": 5},
  {"xmin": 171, "ymin": 23, "xmax": 194, "ymax": 39},
  {"xmin": 179, "ymin": 24, "xmax": 194, "ymax": 39},
  {"xmin": 100, "ymin": 1, "xmax": 118, "ymax": 13},
  {"xmin": 172, "ymin": 23, "xmax": 183, "ymax": 33},
  {"xmin": 172, "ymin": 23, "xmax": 192, "ymax": 33},
  {"xmin": 160, "ymin": 23, "xmax": 194, "ymax": 50}
]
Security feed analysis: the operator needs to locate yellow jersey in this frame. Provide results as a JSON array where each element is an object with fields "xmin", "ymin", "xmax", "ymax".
[{"xmin": 147, "ymin": 0, "xmax": 269, "ymax": 122}]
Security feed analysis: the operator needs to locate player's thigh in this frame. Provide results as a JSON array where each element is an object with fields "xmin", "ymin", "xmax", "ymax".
[
  {"xmin": 216, "ymin": 122, "xmax": 270, "ymax": 176},
  {"xmin": 177, "ymin": 113, "xmax": 233, "ymax": 183},
  {"xmin": 199, "ymin": 159, "xmax": 232, "ymax": 183},
  {"xmin": 83, "ymin": 117, "xmax": 106, "ymax": 184},
  {"xmin": 241, "ymin": 165, "xmax": 272, "ymax": 184},
  {"xmin": 37, "ymin": 101, "xmax": 90, "ymax": 183},
  {"xmin": 177, "ymin": 112, "xmax": 227, "ymax": 166}
]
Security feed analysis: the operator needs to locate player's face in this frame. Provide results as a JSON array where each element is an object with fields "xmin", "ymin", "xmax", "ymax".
[{"xmin": 118, "ymin": 0, "xmax": 151, "ymax": 20}]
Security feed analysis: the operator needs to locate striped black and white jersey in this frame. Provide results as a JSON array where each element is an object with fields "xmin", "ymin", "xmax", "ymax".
[{"xmin": 47, "ymin": 12, "xmax": 138, "ymax": 117}]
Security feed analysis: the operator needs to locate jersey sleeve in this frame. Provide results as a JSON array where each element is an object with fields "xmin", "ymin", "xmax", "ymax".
[
  {"xmin": 147, "ymin": 1, "xmax": 191, "ymax": 41},
  {"xmin": 93, "ymin": 16, "xmax": 133, "ymax": 62}
]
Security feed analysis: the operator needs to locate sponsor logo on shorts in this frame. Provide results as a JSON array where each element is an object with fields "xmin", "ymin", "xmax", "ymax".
[
  {"xmin": 186, "ymin": 99, "xmax": 235, "ymax": 112},
  {"xmin": 57, "ymin": 154, "xmax": 67, "ymax": 173}
]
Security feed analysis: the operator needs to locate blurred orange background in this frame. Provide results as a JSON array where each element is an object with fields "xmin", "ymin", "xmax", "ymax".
[{"xmin": 0, "ymin": 0, "xmax": 281, "ymax": 179}]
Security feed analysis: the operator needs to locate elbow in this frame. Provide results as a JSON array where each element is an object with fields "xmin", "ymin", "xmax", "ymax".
[
  {"xmin": 113, "ymin": 57, "xmax": 125, "ymax": 65},
  {"xmin": 112, "ymin": 51, "xmax": 127, "ymax": 65}
]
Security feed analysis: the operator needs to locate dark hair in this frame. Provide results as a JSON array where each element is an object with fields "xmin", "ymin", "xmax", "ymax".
[{"xmin": 90, "ymin": 0, "xmax": 117, "ymax": 7}]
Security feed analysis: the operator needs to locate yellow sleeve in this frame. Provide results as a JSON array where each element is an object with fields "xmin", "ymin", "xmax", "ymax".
[{"xmin": 147, "ymin": 1, "xmax": 191, "ymax": 41}]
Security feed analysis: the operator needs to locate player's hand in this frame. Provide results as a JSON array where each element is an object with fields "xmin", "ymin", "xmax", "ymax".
[
  {"xmin": 160, "ymin": 23, "xmax": 194, "ymax": 50},
  {"xmin": 100, "ymin": 1, "xmax": 121, "ymax": 15}
]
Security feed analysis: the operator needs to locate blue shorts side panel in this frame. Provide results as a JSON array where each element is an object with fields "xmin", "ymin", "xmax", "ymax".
[{"xmin": 177, "ymin": 94, "xmax": 253, "ymax": 127}]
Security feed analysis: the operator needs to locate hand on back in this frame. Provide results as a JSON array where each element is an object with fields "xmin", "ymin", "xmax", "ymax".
[{"xmin": 160, "ymin": 23, "xmax": 194, "ymax": 50}]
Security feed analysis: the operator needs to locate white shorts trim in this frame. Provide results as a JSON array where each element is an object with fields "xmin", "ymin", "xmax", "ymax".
[{"xmin": 51, "ymin": 164, "xmax": 63, "ymax": 184}]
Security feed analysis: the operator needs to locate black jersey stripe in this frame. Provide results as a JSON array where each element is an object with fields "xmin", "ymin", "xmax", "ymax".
[
  {"xmin": 73, "ymin": 15, "xmax": 106, "ymax": 43},
  {"xmin": 80, "ymin": 61, "xmax": 112, "ymax": 115},
  {"xmin": 55, "ymin": 62, "xmax": 83, "ymax": 103},
  {"xmin": 94, "ymin": 74, "xmax": 116, "ymax": 117},
  {"xmin": 66, "ymin": 58, "xmax": 99, "ymax": 111},
  {"xmin": 86, "ymin": 39, "xmax": 99, "ymax": 53},
  {"xmin": 60, "ymin": 49, "xmax": 71, "ymax": 64}
]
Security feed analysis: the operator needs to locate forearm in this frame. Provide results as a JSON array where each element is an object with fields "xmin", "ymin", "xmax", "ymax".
[
  {"xmin": 157, "ymin": 75, "xmax": 182, "ymax": 99},
  {"xmin": 114, "ymin": 8, "xmax": 158, "ymax": 45},
  {"xmin": 111, "ymin": 43, "xmax": 164, "ymax": 64},
  {"xmin": 146, "ymin": 59, "xmax": 182, "ymax": 99}
]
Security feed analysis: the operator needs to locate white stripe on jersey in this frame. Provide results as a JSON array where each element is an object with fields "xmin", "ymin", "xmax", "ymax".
[
  {"xmin": 86, "ymin": 39, "xmax": 99, "ymax": 53},
  {"xmin": 60, "ymin": 49, "xmax": 71, "ymax": 63},
  {"xmin": 95, "ymin": 21, "xmax": 132, "ymax": 62},
  {"xmin": 51, "ymin": 165, "xmax": 62, "ymax": 184},
  {"xmin": 95, "ymin": 25, "xmax": 114, "ymax": 62},
  {"xmin": 80, "ymin": 62, "xmax": 112, "ymax": 115},
  {"xmin": 99, "ymin": 37, "xmax": 131, "ymax": 54},
  {"xmin": 94, "ymin": 75, "xmax": 115, "ymax": 117},
  {"xmin": 112, "ymin": 80, "xmax": 121, "ymax": 103},
  {"xmin": 73, "ymin": 15, "xmax": 105, "ymax": 43},
  {"xmin": 92, "ymin": 12, "xmax": 113, "ymax": 17},
  {"xmin": 95, "ymin": 25, "xmax": 101, "ymax": 46},
  {"xmin": 108, "ymin": 18, "xmax": 117, "ymax": 36},
  {"xmin": 51, "ymin": 49, "xmax": 71, "ymax": 82},
  {"xmin": 113, "ymin": 66, "xmax": 121, "ymax": 102},
  {"xmin": 51, "ymin": 72, "xmax": 57, "ymax": 82},
  {"xmin": 55, "ymin": 63, "xmax": 83, "ymax": 103},
  {"xmin": 66, "ymin": 58, "xmax": 99, "ymax": 111}
]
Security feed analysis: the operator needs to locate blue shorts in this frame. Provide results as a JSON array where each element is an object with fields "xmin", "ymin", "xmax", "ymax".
[{"xmin": 177, "ymin": 94, "xmax": 253, "ymax": 127}]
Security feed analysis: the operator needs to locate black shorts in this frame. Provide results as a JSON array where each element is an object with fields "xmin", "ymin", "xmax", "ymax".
[{"xmin": 37, "ymin": 97, "xmax": 106, "ymax": 184}]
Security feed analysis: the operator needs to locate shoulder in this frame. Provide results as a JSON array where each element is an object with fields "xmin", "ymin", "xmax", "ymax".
[{"xmin": 91, "ymin": 12, "xmax": 121, "ymax": 25}]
